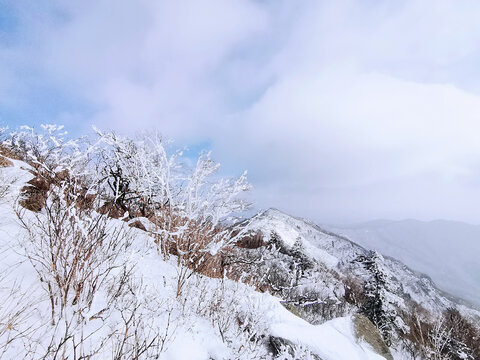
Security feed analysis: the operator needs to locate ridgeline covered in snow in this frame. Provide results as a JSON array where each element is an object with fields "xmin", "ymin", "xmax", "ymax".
[{"xmin": 0, "ymin": 125, "xmax": 479, "ymax": 359}]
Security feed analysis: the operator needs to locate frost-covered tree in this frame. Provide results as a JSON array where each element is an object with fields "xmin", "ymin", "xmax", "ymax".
[
  {"xmin": 92, "ymin": 128, "xmax": 250, "ymax": 220},
  {"xmin": 3, "ymin": 125, "xmax": 251, "ymax": 299},
  {"xmin": 4, "ymin": 125, "xmax": 89, "ymax": 177},
  {"xmin": 1, "ymin": 124, "xmax": 253, "ymax": 355},
  {"xmin": 426, "ymin": 309, "xmax": 477, "ymax": 360},
  {"xmin": 91, "ymin": 128, "xmax": 178, "ymax": 217},
  {"xmin": 356, "ymin": 250, "xmax": 407, "ymax": 346},
  {"xmin": 92, "ymin": 128, "xmax": 251, "ymax": 295}
]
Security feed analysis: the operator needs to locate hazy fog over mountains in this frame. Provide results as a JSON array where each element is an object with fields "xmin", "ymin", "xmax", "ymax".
[{"xmin": 325, "ymin": 219, "xmax": 480, "ymax": 307}]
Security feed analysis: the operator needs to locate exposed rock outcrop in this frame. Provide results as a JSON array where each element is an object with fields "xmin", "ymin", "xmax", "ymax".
[{"xmin": 352, "ymin": 314, "xmax": 393, "ymax": 360}]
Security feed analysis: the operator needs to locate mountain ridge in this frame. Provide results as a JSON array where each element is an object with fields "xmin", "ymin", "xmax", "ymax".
[
  {"xmin": 1, "ymin": 128, "xmax": 479, "ymax": 359},
  {"xmin": 322, "ymin": 217, "xmax": 480, "ymax": 307},
  {"xmin": 251, "ymin": 208, "xmax": 480, "ymax": 313}
]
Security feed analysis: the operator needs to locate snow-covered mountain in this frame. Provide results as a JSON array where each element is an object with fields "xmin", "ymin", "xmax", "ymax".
[
  {"xmin": 0, "ymin": 159, "xmax": 392, "ymax": 360},
  {"xmin": 2, "ymin": 157, "xmax": 479, "ymax": 358},
  {"xmin": 1, "ymin": 127, "xmax": 479, "ymax": 359},
  {"xmin": 231, "ymin": 208, "xmax": 480, "ymax": 358},
  {"xmin": 240, "ymin": 209, "xmax": 479, "ymax": 316},
  {"xmin": 323, "ymin": 219, "xmax": 480, "ymax": 307}
]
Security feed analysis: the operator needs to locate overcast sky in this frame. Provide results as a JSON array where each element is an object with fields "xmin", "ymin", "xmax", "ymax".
[{"xmin": 2, "ymin": 0, "xmax": 480, "ymax": 224}]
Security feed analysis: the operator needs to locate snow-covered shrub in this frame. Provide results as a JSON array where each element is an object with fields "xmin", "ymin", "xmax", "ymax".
[
  {"xmin": 92, "ymin": 128, "xmax": 251, "ymax": 296},
  {"xmin": 4, "ymin": 125, "xmax": 251, "ymax": 298},
  {"xmin": 91, "ymin": 129, "xmax": 176, "ymax": 218},
  {"xmin": 177, "ymin": 274, "xmax": 269, "ymax": 358},
  {"xmin": 17, "ymin": 183, "xmax": 130, "ymax": 324},
  {"xmin": 0, "ymin": 271, "xmax": 39, "ymax": 357},
  {"xmin": 268, "ymin": 336, "xmax": 321, "ymax": 360},
  {"xmin": 105, "ymin": 270, "xmax": 178, "ymax": 359},
  {"xmin": 0, "ymin": 173, "xmax": 14, "ymax": 201},
  {"xmin": 399, "ymin": 304, "xmax": 480, "ymax": 360},
  {"xmin": 14, "ymin": 178, "xmax": 137, "ymax": 357},
  {"xmin": 423, "ymin": 308, "xmax": 478, "ymax": 360},
  {"xmin": 5, "ymin": 125, "xmax": 88, "ymax": 177},
  {"xmin": 443, "ymin": 308, "xmax": 480, "ymax": 359},
  {"xmin": 2, "ymin": 125, "xmax": 95, "ymax": 213}
]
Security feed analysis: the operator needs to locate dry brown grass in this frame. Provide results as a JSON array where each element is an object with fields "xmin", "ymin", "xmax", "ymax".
[
  {"xmin": 18, "ymin": 174, "xmax": 51, "ymax": 212},
  {"xmin": 17, "ymin": 167, "xmax": 98, "ymax": 214},
  {"xmin": 0, "ymin": 144, "xmax": 22, "ymax": 160},
  {"xmin": 128, "ymin": 219, "xmax": 147, "ymax": 231},
  {"xmin": 233, "ymin": 231, "xmax": 266, "ymax": 249},
  {"xmin": 18, "ymin": 186, "xmax": 47, "ymax": 212},
  {"xmin": 98, "ymin": 201, "xmax": 127, "ymax": 219},
  {"xmin": 0, "ymin": 156, "xmax": 13, "ymax": 167}
]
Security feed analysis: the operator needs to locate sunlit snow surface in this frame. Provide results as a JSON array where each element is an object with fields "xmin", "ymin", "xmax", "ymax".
[
  {"xmin": 0, "ymin": 160, "xmax": 391, "ymax": 359},
  {"xmin": 270, "ymin": 313, "xmax": 386, "ymax": 360}
]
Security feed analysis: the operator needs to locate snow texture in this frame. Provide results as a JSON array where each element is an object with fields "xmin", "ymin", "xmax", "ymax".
[{"xmin": 0, "ymin": 160, "xmax": 391, "ymax": 359}]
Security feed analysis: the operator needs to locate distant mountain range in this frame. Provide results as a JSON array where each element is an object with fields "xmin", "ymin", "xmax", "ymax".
[
  {"xmin": 242, "ymin": 209, "xmax": 479, "ymax": 315},
  {"xmin": 323, "ymin": 219, "xmax": 480, "ymax": 307}
]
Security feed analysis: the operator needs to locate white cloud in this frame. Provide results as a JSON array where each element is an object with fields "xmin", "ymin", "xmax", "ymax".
[
  {"xmin": 4, "ymin": 0, "xmax": 480, "ymax": 223},
  {"xmin": 213, "ymin": 69, "xmax": 480, "ymax": 221},
  {"xmin": 31, "ymin": 0, "xmax": 269, "ymax": 139}
]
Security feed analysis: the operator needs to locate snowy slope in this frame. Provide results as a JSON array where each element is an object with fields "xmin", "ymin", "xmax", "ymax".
[
  {"xmin": 0, "ymin": 161, "xmax": 392, "ymax": 359},
  {"xmin": 242, "ymin": 209, "xmax": 480, "ymax": 317},
  {"xmin": 324, "ymin": 219, "xmax": 480, "ymax": 307},
  {"xmin": 271, "ymin": 315, "xmax": 386, "ymax": 360}
]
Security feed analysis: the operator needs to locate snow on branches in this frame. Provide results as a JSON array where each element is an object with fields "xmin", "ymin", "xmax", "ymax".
[
  {"xmin": 92, "ymin": 127, "xmax": 250, "ymax": 227},
  {"xmin": 0, "ymin": 124, "xmax": 253, "ymax": 357},
  {"xmin": 6, "ymin": 124, "xmax": 251, "ymax": 297},
  {"xmin": 355, "ymin": 250, "xmax": 408, "ymax": 346},
  {"xmin": 5, "ymin": 125, "xmax": 89, "ymax": 177}
]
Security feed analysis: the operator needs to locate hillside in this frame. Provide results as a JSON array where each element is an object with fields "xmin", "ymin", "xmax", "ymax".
[
  {"xmin": 0, "ymin": 159, "xmax": 396, "ymax": 359},
  {"xmin": 242, "ymin": 209, "xmax": 470, "ymax": 313},
  {"xmin": 0, "ymin": 126, "xmax": 479, "ymax": 359},
  {"xmin": 324, "ymin": 220, "xmax": 480, "ymax": 307}
]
